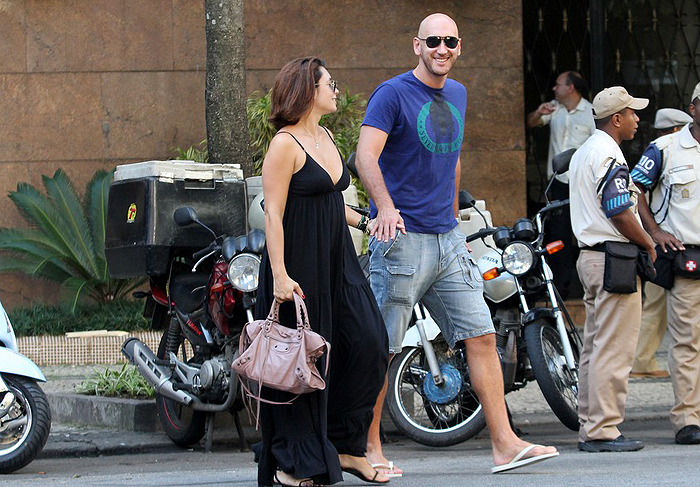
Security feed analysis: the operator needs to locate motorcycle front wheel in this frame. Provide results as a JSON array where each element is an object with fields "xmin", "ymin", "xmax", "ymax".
[
  {"xmin": 524, "ymin": 319, "xmax": 580, "ymax": 430},
  {"xmin": 156, "ymin": 328, "xmax": 206, "ymax": 447},
  {"xmin": 386, "ymin": 339, "xmax": 486, "ymax": 447},
  {"xmin": 0, "ymin": 374, "xmax": 51, "ymax": 474}
]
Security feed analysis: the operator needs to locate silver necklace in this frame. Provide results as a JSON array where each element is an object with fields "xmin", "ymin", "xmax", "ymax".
[{"xmin": 302, "ymin": 124, "xmax": 320, "ymax": 149}]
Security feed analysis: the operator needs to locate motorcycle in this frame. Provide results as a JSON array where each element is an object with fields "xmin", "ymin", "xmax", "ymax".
[
  {"xmin": 0, "ymin": 297, "xmax": 51, "ymax": 473},
  {"xmin": 121, "ymin": 206, "xmax": 264, "ymax": 450},
  {"xmin": 386, "ymin": 150, "xmax": 582, "ymax": 447}
]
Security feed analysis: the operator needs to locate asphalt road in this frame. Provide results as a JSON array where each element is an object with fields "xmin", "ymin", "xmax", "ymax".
[{"xmin": 4, "ymin": 417, "xmax": 699, "ymax": 487}]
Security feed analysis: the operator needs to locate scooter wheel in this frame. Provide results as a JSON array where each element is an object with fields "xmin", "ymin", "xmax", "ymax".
[{"xmin": 0, "ymin": 374, "xmax": 51, "ymax": 474}]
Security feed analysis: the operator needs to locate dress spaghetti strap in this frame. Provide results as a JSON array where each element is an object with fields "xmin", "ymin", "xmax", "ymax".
[{"xmin": 277, "ymin": 131, "xmax": 307, "ymax": 152}]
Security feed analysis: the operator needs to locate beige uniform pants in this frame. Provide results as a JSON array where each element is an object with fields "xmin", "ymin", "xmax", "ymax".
[
  {"xmin": 632, "ymin": 282, "xmax": 668, "ymax": 373},
  {"xmin": 667, "ymin": 276, "xmax": 700, "ymax": 432},
  {"xmin": 576, "ymin": 250, "xmax": 642, "ymax": 441}
]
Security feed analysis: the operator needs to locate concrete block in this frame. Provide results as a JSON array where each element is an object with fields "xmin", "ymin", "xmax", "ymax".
[
  {"xmin": 48, "ymin": 394, "xmax": 159, "ymax": 432},
  {"xmin": 24, "ymin": 0, "xmax": 173, "ymax": 72},
  {"xmin": 0, "ymin": 0, "xmax": 26, "ymax": 73},
  {"xmin": 99, "ymin": 72, "xmax": 206, "ymax": 160},
  {"xmin": 0, "ymin": 74, "xmax": 103, "ymax": 163}
]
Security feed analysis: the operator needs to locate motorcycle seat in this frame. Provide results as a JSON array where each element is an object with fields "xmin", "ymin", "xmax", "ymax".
[{"xmin": 170, "ymin": 273, "xmax": 209, "ymax": 313}]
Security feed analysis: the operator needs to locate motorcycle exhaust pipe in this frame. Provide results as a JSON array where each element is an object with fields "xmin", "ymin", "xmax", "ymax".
[{"xmin": 121, "ymin": 338, "xmax": 195, "ymax": 406}]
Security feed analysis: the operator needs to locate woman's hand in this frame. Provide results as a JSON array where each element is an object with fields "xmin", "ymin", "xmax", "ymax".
[{"xmin": 273, "ymin": 274, "xmax": 304, "ymax": 302}]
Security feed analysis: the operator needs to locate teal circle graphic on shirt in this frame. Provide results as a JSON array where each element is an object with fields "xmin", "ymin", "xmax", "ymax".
[{"xmin": 416, "ymin": 101, "xmax": 464, "ymax": 153}]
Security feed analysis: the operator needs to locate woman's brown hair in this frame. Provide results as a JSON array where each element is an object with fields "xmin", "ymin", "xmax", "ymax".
[{"xmin": 269, "ymin": 57, "xmax": 326, "ymax": 130}]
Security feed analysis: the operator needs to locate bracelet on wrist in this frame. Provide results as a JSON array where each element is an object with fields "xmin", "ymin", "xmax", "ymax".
[{"xmin": 356, "ymin": 215, "xmax": 368, "ymax": 232}]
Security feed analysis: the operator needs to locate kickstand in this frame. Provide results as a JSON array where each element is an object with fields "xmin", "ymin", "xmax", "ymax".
[
  {"xmin": 233, "ymin": 410, "xmax": 249, "ymax": 452},
  {"xmin": 204, "ymin": 412, "xmax": 215, "ymax": 453},
  {"xmin": 506, "ymin": 400, "xmax": 524, "ymax": 437}
]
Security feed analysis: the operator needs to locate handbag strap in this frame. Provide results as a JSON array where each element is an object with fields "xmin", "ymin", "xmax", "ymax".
[{"xmin": 292, "ymin": 293, "xmax": 312, "ymax": 330}]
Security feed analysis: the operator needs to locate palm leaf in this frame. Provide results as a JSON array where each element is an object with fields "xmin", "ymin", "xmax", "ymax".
[
  {"xmin": 0, "ymin": 229, "xmax": 93, "ymax": 279},
  {"xmin": 61, "ymin": 277, "xmax": 96, "ymax": 313},
  {"xmin": 1, "ymin": 168, "xmax": 144, "ymax": 312},
  {"xmin": 0, "ymin": 256, "xmax": 73, "ymax": 282},
  {"xmin": 86, "ymin": 169, "xmax": 112, "ymax": 279},
  {"xmin": 8, "ymin": 185, "xmax": 92, "ymax": 273},
  {"xmin": 43, "ymin": 170, "xmax": 99, "ymax": 277}
]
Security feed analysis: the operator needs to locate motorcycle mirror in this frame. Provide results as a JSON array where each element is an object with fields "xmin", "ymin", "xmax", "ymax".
[
  {"xmin": 246, "ymin": 229, "xmax": 266, "ymax": 254},
  {"xmin": 173, "ymin": 207, "xmax": 198, "ymax": 227},
  {"xmin": 458, "ymin": 190, "xmax": 476, "ymax": 210},
  {"xmin": 346, "ymin": 152, "xmax": 360, "ymax": 179},
  {"xmin": 222, "ymin": 236, "xmax": 237, "ymax": 262},
  {"xmin": 552, "ymin": 148, "xmax": 576, "ymax": 175}
]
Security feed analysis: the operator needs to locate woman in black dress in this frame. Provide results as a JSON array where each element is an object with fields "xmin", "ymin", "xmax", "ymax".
[{"xmin": 254, "ymin": 57, "xmax": 391, "ymax": 486}]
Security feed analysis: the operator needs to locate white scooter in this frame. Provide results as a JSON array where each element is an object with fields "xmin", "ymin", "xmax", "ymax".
[{"xmin": 0, "ymin": 298, "xmax": 51, "ymax": 474}]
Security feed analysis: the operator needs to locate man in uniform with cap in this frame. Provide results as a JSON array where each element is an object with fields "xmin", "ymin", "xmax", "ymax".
[
  {"xmin": 569, "ymin": 86, "xmax": 656, "ymax": 453},
  {"xmin": 630, "ymin": 107, "xmax": 692, "ymax": 379},
  {"xmin": 629, "ymin": 83, "xmax": 700, "ymax": 445}
]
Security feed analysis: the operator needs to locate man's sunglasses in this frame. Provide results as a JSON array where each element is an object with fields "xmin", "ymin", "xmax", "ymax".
[
  {"xmin": 317, "ymin": 79, "xmax": 338, "ymax": 91},
  {"xmin": 416, "ymin": 36, "xmax": 460, "ymax": 49}
]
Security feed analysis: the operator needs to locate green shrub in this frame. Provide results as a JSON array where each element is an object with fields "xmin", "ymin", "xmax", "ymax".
[
  {"xmin": 8, "ymin": 300, "xmax": 148, "ymax": 337},
  {"xmin": 77, "ymin": 363, "xmax": 154, "ymax": 399},
  {"xmin": 0, "ymin": 169, "xmax": 146, "ymax": 312},
  {"xmin": 173, "ymin": 139, "xmax": 208, "ymax": 163}
]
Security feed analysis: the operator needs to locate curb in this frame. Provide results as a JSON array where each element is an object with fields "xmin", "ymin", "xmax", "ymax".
[{"xmin": 47, "ymin": 394, "xmax": 160, "ymax": 432}]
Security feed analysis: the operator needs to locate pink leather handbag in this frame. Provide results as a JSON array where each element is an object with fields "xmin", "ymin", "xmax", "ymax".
[{"xmin": 233, "ymin": 294, "xmax": 330, "ymax": 413}]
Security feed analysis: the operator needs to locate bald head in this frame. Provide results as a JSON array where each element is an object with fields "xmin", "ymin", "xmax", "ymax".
[{"xmin": 418, "ymin": 13, "xmax": 459, "ymax": 38}]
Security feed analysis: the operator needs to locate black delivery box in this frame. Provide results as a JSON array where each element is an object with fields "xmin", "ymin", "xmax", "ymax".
[{"xmin": 105, "ymin": 161, "xmax": 246, "ymax": 278}]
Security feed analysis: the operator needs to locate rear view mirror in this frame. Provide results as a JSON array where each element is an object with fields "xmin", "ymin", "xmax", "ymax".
[
  {"xmin": 458, "ymin": 190, "xmax": 476, "ymax": 210},
  {"xmin": 552, "ymin": 148, "xmax": 576, "ymax": 175},
  {"xmin": 173, "ymin": 207, "xmax": 198, "ymax": 227}
]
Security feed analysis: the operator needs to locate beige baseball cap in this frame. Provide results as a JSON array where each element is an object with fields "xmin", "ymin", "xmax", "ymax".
[
  {"xmin": 592, "ymin": 86, "xmax": 649, "ymax": 119},
  {"xmin": 654, "ymin": 108, "xmax": 692, "ymax": 129},
  {"xmin": 691, "ymin": 82, "xmax": 700, "ymax": 104}
]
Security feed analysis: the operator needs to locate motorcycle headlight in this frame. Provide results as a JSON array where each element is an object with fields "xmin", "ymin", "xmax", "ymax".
[
  {"xmin": 501, "ymin": 242, "xmax": 536, "ymax": 276},
  {"xmin": 227, "ymin": 253, "xmax": 261, "ymax": 292}
]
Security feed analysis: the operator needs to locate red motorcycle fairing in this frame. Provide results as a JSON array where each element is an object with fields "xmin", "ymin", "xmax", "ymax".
[{"xmin": 208, "ymin": 260, "xmax": 238, "ymax": 335}]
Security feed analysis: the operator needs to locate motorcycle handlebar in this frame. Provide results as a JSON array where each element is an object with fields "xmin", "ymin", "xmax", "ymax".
[
  {"xmin": 193, "ymin": 242, "xmax": 217, "ymax": 261},
  {"xmin": 539, "ymin": 199, "xmax": 569, "ymax": 215},
  {"xmin": 466, "ymin": 227, "xmax": 496, "ymax": 243}
]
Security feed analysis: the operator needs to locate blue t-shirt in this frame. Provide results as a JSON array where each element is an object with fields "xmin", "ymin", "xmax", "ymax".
[{"xmin": 362, "ymin": 71, "xmax": 467, "ymax": 234}]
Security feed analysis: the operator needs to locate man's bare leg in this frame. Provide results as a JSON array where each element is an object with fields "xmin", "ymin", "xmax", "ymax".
[
  {"xmin": 365, "ymin": 356, "xmax": 403, "ymax": 475},
  {"xmin": 464, "ymin": 334, "xmax": 558, "ymax": 465}
]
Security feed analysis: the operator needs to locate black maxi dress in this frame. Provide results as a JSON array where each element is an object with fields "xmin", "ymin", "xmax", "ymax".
[{"xmin": 254, "ymin": 132, "xmax": 389, "ymax": 486}]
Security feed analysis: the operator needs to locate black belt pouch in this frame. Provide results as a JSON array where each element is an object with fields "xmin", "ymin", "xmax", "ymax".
[
  {"xmin": 673, "ymin": 246, "xmax": 700, "ymax": 279},
  {"xmin": 603, "ymin": 241, "xmax": 638, "ymax": 294},
  {"xmin": 650, "ymin": 245, "xmax": 675, "ymax": 289}
]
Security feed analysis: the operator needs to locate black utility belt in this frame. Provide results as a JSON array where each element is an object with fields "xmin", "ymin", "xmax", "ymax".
[{"xmin": 584, "ymin": 241, "xmax": 656, "ymax": 293}]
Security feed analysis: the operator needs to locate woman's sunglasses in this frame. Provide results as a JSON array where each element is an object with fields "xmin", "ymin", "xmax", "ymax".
[
  {"xmin": 416, "ymin": 36, "xmax": 460, "ymax": 49},
  {"xmin": 317, "ymin": 79, "xmax": 338, "ymax": 91}
]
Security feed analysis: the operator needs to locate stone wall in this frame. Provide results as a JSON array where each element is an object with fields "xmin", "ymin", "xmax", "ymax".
[{"xmin": 0, "ymin": 0, "xmax": 524, "ymax": 308}]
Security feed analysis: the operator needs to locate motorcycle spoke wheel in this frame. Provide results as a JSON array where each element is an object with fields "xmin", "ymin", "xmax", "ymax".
[
  {"xmin": 387, "ymin": 339, "xmax": 486, "ymax": 447},
  {"xmin": 524, "ymin": 319, "xmax": 580, "ymax": 431}
]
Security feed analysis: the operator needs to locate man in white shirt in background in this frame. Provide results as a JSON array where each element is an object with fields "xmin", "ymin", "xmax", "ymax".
[{"xmin": 527, "ymin": 71, "xmax": 596, "ymax": 299}]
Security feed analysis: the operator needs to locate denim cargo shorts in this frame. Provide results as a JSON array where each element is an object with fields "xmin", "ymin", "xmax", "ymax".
[{"xmin": 368, "ymin": 225, "xmax": 495, "ymax": 354}]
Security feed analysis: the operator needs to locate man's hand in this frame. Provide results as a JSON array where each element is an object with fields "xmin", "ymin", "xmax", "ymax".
[
  {"xmin": 371, "ymin": 207, "xmax": 406, "ymax": 242},
  {"xmin": 536, "ymin": 101, "xmax": 556, "ymax": 116},
  {"xmin": 650, "ymin": 228, "xmax": 685, "ymax": 253}
]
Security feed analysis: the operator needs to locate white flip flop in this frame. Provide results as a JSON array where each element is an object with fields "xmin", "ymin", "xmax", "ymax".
[
  {"xmin": 491, "ymin": 444, "xmax": 559, "ymax": 474},
  {"xmin": 370, "ymin": 461, "xmax": 403, "ymax": 477}
]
